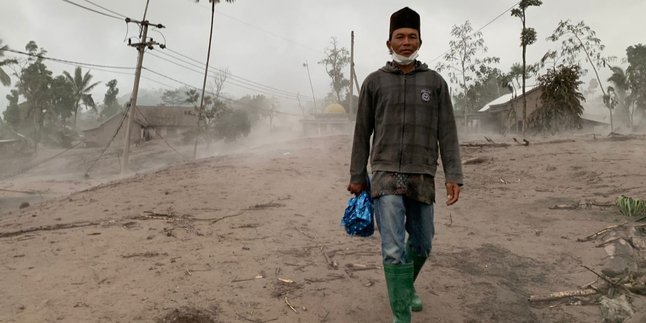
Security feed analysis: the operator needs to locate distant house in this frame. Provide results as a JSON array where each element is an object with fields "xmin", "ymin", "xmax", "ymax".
[
  {"xmin": 477, "ymin": 86, "xmax": 542, "ymax": 133},
  {"xmin": 300, "ymin": 103, "xmax": 352, "ymax": 135},
  {"xmin": 81, "ymin": 105, "xmax": 197, "ymax": 147},
  {"xmin": 477, "ymin": 86, "xmax": 608, "ymax": 133}
]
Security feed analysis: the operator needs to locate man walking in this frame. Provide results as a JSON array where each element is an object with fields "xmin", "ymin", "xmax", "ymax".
[{"xmin": 347, "ymin": 7, "xmax": 463, "ymax": 323}]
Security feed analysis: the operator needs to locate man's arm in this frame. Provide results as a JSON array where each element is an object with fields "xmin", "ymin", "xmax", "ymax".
[
  {"xmin": 437, "ymin": 77, "xmax": 463, "ymax": 205},
  {"xmin": 348, "ymin": 80, "xmax": 375, "ymax": 194}
]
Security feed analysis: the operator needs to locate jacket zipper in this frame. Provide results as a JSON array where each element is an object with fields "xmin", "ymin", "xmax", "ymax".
[{"xmin": 398, "ymin": 74, "xmax": 406, "ymax": 171}]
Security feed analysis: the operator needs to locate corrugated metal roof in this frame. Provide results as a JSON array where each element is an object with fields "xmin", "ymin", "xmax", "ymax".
[{"xmin": 479, "ymin": 85, "xmax": 539, "ymax": 112}]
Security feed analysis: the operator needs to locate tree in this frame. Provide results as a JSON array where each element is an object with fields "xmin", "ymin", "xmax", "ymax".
[
  {"xmin": 546, "ymin": 20, "xmax": 615, "ymax": 131},
  {"xmin": 17, "ymin": 42, "xmax": 53, "ymax": 140},
  {"xmin": 626, "ymin": 44, "xmax": 646, "ymax": 127},
  {"xmin": 529, "ymin": 65, "xmax": 585, "ymax": 133},
  {"xmin": 211, "ymin": 68, "xmax": 228, "ymax": 98},
  {"xmin": 101, "ymin": 79, "xmax": 121, "ymax": 119},
  {"xmin": 212, "ymin": 108, "xmax": 251, "ymax": 142},
  {"xmin": 237, "ymin": 94, "xmax": 271, "ymax": 125},
  {"xmin": 464, "ymin": 67, "xmax": 511, "ymax": 115},
  {"xmin": 436, "ymin": 20, "xmax": 500, "ymax": 127},
  {"xmin": 511, "ymin": 0, "xmax": 542, "ymax": 133},
  {"xmin": 49, "ymin": 75, "xmax": 75, "ymax": 124},
  {"xmin": 0, "ymin": 39, "xmax": 18, "ymax": 86},
  {"xmin": 200, "ymin": 68, "xmax": 230, "ymax": 122},
  {"xmin": 3, "ymin": 89, "xmax": 21, "ymax": 127},
  {"xmin": 318, "ymin": 37, "xmax": 351, "ymax": 104},
  {"xmin": 161, "ymin": 87, "xmax": 196, "ymax": 105},
  {"xmin": 502, "ymin": 63, "xmax": 539, "ymax": 97},
  {"xmin": 606, "ymin": 66, "xmax": 631, "ymax": 127},
  {"xmin": 63, "ymin": 66, "xmax": 99, "ymax": 129}
]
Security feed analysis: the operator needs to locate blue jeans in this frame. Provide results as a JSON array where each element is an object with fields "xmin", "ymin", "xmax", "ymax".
[{"xmin": 374, "ymin": 195, "xmax": 435, "ymax": 264}]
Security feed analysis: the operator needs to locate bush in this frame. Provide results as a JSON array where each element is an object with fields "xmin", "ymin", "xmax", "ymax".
[{"xmin": 212, "ymin": 109, "xmax": 251, "ymax": 142}]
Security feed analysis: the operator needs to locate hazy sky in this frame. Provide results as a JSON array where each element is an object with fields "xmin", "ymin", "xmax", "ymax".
[{"xmin": 1, "ymin": 0, "xmax": 645, "ymax": 114}]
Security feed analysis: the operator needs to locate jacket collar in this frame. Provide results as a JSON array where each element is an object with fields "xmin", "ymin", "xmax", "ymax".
[{"xmin": 381, "ymin": 60, "xmax": 429, "ymax": 74}]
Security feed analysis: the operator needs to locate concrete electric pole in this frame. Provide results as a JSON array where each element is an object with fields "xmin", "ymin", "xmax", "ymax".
[
  {"xmin": 121, "ymin": 18, "xmax": 165, "ymax": 175},
  {"xmin": 303, "ymin": 61, "xmax": 318, "ymax": 113}
]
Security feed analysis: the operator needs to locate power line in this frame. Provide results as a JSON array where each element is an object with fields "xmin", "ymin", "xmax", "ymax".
[
  {"xmin": 430, "ymin": 1, "xmax": 521, "ymax": 63},
  {"xmin": 477, "ymin": 1, "xmax": 521, "ymax": 33},
  {"xmin": 59, "ymin": 0, "xmax": 124, "ymax": 21},
  {"xmin": 195, "ymin": 2, "xmax": 318, "ymax": 54},
  {"xmin": 1, "ymin": 141, "xmax": 85, "ymax": 180},
  {"xmin": 84, "ymin": 111, "xmax": 129, "ymax": 176},
  {"xmin": 5, "ymin": 49, "xmax": 136, "ymax": 70},
  {"xmin": 147, "ymin": 51, "xmax": 299, "ymax": 101},
  {"xmin": 143, "ymin": 67, "xmax": 217, "ymax": 96},
  {"xmin": 162, "ymin": 49, "xmax": 297, "ymax": 97},
  {"xmin": 163, "ymin": 48, "xmax": 299, "ymax": 97},
  {"xmin": 54, "ymin": 0, "xmax": 310, "ymax": 102},
  {"xmin": 82, "ymin": 0, "xmax": 128, "ymax": 18},
  {"xmin": 141, "ymin": 67, "xmax": 302, "ymax": 117},
  {"xmin": 132, "ymin": 106, "xmax": 190, "ymax": 161},
  {"xmin": 141, "ymin": 75, "xmax": 177, "ymax": 89}
]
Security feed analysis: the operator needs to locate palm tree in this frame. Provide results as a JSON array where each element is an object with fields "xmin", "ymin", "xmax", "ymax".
[
  {"xmin": 0, "ymin": 39, "xmax": 18, "ymax": 86},
  {"xmin": 63, "ymin": 66, "xmax": 99, "ymax": 129}
]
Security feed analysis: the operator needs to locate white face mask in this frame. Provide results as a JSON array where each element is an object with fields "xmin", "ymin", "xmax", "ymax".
[{"xmin": 391, "ymin": 48, "xmax": 419, "ymax": 65}]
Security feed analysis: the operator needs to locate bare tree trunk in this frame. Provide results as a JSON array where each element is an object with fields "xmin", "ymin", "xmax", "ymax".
[
  {"xmin": 573, "ymin": 33, "xmax": 613, "ymax": 133},
  {"xmin": 521, "ymin": 14, "xmax": 527, "ymax": 135},
  {"xmin": 73, "ymin": 104, "xmax": 79, "ymax": 130},
  {"xmin": 193, "ymin": 0, "xmax": 216, "ymax": 159}
]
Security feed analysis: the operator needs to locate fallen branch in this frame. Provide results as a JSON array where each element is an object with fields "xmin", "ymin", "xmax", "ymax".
[
  {"xmin": 231, "ymin": 275, "xmax": 264, "ymax": 283},
  {"xmin": 581, "ymin": 265, "xmax": 631, "ymax": 294},
  {"xmin": 594, "ymin": 236, "xmax": 640, "ymax": 249},
  {"xmin": 235, "ymin": 312, "xmax": 278, "ymax": 323},
  {"xmin": 460, "ymin": 142, "xmax": 510, "ymax": 148},
  {"xmin": 550, "ymin": 201, "xmax": 615, "ymax": 211},
  {"xmin": 533, "ymin": 139, "xmax": 576, "ymax": 145},
  {"xmin": 0, "ymin": 221, "xmax": 101, "ymax": 238},
  {"xmin": 121, "ymin": 251, "xmax": 166, "ymax": 259},
  {"xmin": 210, "ymin": 211, "xmax": 245, "ymax": 224},
  {"xmin": 295, "ymin": 227, "xmax": 315, "ymax": 240},
  {"xmin": 142, "ymin": 210, "xmax": 175, "ymax": 218},
  {"xmin": 549, "ymin": 204, "xmax": 579, "ymax": 210},
  {"xmin": 0, "ymin": 188, "xmax": 40, "ymax": 195},
  {"xmin": 250, "ymin": 201, "xmax": 284, "ymax": 210},
  {"xmin": 284, "ymin": 297, "xmax": 298, "ymax": 313},
  {"xmin": 320, "ymin": 246, "xmax": 338, "ymax": 270},
  {"xmin": 304, "ymin": 273, "xmax": 345, "ymax": 283},
  {"xmin": 345, "ymin": 263, "xmax": 381, "ymax": 272},
  {"xmin": 577, "ymin": 222, "xmax": 629, "ymax": 242},
  {"xmin": 462, "ymin": 156, "xmax": 491, "ymax": 165},
  {"xmin": 528, "ymin": 288, "xmax": 598, "ymax": 302}
]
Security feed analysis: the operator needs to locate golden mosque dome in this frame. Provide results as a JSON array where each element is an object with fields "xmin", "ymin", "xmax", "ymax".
[{"xmin": 322, "ymin": 103, "xmax": 346, "ymax": 114}]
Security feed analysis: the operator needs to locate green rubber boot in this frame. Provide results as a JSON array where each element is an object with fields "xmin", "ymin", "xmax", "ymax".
[
  {"xmin": 383, "ymin": 262, "xmax": 414, "ymax": 323},
  {"xmin": 407, "ymin": 244, "xmax": 427, "ymax": 312}
]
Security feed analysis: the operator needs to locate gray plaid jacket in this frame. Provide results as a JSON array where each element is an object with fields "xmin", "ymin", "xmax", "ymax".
[{"xmin": 350, "ymin": 61, "xmax": 463, "ymax": 186}]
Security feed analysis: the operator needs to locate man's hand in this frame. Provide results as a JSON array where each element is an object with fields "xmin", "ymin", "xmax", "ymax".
[
  {"xmin": 347, "ymin": 182, "xmax": 368, "ymax": 195},
  {"xmin": 445, "ymin": 181, "xmax": 461, "ymax": 206}
]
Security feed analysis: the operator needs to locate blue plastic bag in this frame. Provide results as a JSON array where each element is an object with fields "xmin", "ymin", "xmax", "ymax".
[{"xmin": 341, "ymin": 190, "xmax": 374, "ymax": 237}]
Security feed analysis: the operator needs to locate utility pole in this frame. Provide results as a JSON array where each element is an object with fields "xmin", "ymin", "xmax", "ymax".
[
  {"xmin": 121, "ymin": 17, "xmax": 165, "ymax": 175},
  {"xmin": 348, "ymin": 31, "xmax": 355, "ymax": 115},
  {"xmin": 296, "ymin": 92, "xmax": 305, "ymax": 117},
  {"xmin": 193, "ymin": 0, "xmax": 218, "ymax": 160},
  {"xmin": 303, "ymin": 60, "xmax": 318, "ymax": 112}
]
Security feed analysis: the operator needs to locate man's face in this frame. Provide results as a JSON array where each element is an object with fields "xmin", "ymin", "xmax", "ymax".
[{"xmin": 387, "ymin": 27, "xmax": 420, "ymax": 56}]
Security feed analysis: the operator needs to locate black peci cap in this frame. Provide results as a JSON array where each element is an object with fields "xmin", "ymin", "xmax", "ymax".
[{"xmin": 389, "ymin": 7, "xmax": 421, "ymax": 40}]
